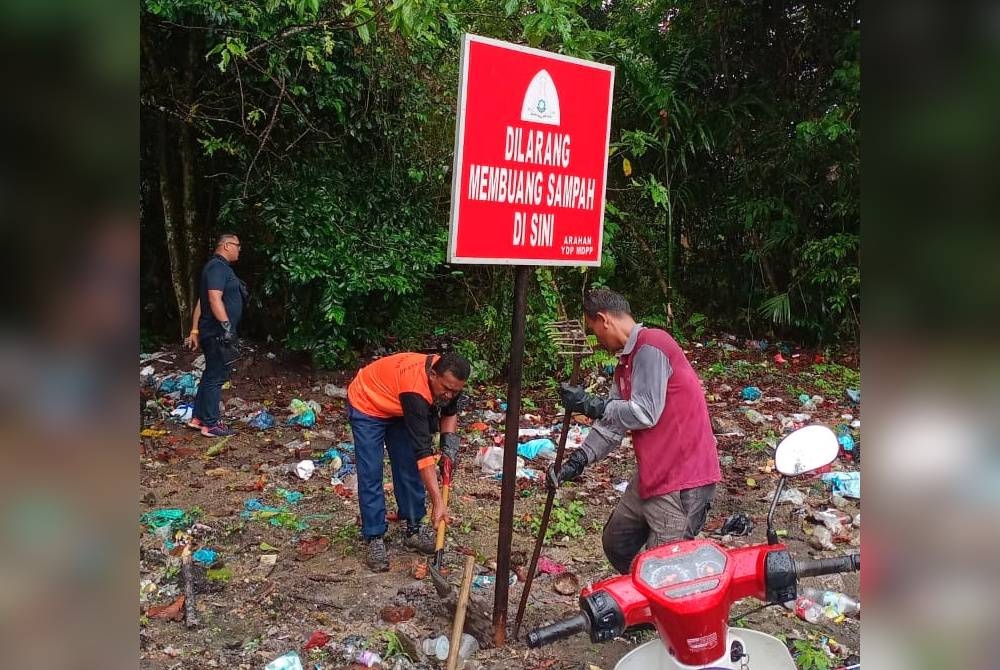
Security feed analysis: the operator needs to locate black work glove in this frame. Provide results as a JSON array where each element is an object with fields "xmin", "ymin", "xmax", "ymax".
[
  {"xmin": 219, "ymin": 321, "xmax": 241, "ymax": 365},
  {"xmin": 439, "ymin": 432, "xmax": 461, "ymax": 472},
  {"xmin": 559, "ymin": 382, "xmax": 607, "ymax": 420},
  {"xmin": 546, "ymin": 450, "xmax": 589, "ymax": 491}
]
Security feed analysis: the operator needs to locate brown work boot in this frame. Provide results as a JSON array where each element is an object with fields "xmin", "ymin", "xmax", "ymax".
[
  {"xmin": 366, "ymin": 536, "xmax": 390, "ymax": 572},
  {"xmin": 403, "ymin": 524, "xmax": 436, "ymax": 555}
]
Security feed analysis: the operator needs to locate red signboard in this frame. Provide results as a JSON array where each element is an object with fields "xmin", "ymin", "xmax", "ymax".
[{"xmin": 448, "ymin": 34, "xmax": 615, "ymax": 266}]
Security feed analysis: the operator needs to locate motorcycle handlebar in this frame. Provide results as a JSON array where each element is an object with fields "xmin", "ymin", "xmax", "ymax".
[
  {"xmin": 525, "ymin": 613, "xmax": 590, "ymax": 648},
  {"xmin": 795, "ymin": 553, "xmax": 860, "ymax": 579}
]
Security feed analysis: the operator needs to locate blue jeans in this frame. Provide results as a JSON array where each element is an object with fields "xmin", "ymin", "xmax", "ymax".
[
  {"xmin": 194, "ymin": 335, "xmax": 229, "ymax": 426},
  {"xmin": 348, "ymin": 402, "xmax": 427, "ymax": 540}
]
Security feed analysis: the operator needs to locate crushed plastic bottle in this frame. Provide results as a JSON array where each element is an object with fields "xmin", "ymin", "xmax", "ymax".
[
  {"xmin": 334, "ymin": 640, "xmax": 382, "ymax": 667},
  {"xmin": 799, "ymin": 587, "xmax": 860, "ymax": 617}
]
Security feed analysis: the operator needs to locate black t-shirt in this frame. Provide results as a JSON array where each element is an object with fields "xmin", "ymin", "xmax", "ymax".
[{"xmin": 198, "ymin": 254, "xmax": 243, "ymax": 336}]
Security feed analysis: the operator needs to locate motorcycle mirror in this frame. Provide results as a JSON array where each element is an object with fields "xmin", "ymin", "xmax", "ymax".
[
  {"xmin": 766, "ymin": 425, "xmax": 839, "ymax": 544},
  {"xmin": 774, "ymin": 425, "xmax": 839, "ymax": 476}
]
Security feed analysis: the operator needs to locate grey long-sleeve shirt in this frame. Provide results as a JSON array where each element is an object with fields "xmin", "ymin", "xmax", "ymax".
[{"xmin": 580, "ymin": 324, "xmax": 672, "ymax": 464}]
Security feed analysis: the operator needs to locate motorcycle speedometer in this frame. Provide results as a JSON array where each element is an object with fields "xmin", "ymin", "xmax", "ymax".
[{"xmin": 637, "ymin": 544, "xmax": 728, "ymax": 598}]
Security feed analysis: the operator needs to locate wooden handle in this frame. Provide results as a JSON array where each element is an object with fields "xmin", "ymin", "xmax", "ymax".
[
  {"xmin": 446, "ymin": 554, "xmax": 477, "ymax": 670},
  {"xmin": 436, "ymin": 485, "xmax": 450, "ymax": 552}
]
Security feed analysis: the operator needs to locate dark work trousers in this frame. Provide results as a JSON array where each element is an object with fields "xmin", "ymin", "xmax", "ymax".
[
  {"xmin": 602, "ymin": 476, "xmax": 716, "ymax": 574},
  {"xmin": 348, "ymin": 401, "xmax": 427, "ymax": 540},
  {"xmin": 194, "ymin": 335, "xmax": 230, "ymax": 427}
]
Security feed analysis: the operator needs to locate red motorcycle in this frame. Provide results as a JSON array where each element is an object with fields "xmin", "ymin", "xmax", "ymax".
[{"xmin": 527, "ymin": 425, "xmax": 860, "ymax": 670}]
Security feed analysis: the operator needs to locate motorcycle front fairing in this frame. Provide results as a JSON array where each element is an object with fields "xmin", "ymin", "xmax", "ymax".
[{"xmin": 580, "ymin": 539, "xmax": 793, "ymax": 667}]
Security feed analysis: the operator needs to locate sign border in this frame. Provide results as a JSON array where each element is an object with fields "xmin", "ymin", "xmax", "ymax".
[{"xmin": 447, "ymin": 33, "xmax": 615, "ymax": 267}]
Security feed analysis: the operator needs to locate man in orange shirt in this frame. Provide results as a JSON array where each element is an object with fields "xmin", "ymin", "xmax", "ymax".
[{"xmin": 347, "ymin": 351, "xmax": 470, "ymax": 572}]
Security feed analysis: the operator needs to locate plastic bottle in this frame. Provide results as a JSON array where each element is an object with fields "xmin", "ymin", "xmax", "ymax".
[
  {"xmin": 421, "ymin": 634, "xmax": 479, "ymax": 661},
  {"xmin": 800, "ymin": 587, "xmax": 861, "ymax": 616},
  {"xmin": 785, "ymin": 596, "xmax": 824, "ymax": 624},
  {"xmin": 472, "ymin": 573, "xmax": 517, "ymax": 589}
]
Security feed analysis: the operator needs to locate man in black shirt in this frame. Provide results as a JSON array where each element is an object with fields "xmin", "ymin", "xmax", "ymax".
[{"xmin": 184, "ymin": 233, "xmax": 246, "ymax": 437}]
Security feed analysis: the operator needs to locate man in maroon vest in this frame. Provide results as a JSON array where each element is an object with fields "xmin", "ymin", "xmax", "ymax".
[{"xmin": 547, "ymin": 289, "xmax": 721, "ymax": 574}]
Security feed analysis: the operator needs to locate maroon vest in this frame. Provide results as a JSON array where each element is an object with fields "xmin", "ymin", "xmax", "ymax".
[{"xmin": 616, "ymin": 327, "xmax": 721, "ymax": 499}]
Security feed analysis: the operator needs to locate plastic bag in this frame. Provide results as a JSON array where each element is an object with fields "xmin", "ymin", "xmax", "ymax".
[
  {"xmin": 248, "ymin": 410, "xmax": 276, "ymax": 429},
  {"xmin": 517, "ymin": 438, "xmax": 556, "ymax": 460}
]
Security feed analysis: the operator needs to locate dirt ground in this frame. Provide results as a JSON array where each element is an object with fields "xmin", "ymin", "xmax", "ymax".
[{"xmin": 139, "ymin": 338, "xmax": 861, "ymax": 670}]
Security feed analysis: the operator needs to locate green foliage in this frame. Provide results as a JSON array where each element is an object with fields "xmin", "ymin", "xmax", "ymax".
[
  {"xmin": 520, "ymin": 499, "xmax": 587, "ymax": 542},
  {"xmin": 808, "ymin": 362, "xmax": 860, "ymax": 398},
  {"xmin": 792, "ymin": 639, "xmax": 833, "ymax": 670},
  {"xmin": 141, "ymin": 0, "xmax": 860, "ymax": 364}
]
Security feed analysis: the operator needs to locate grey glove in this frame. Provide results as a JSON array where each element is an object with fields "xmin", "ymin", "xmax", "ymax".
[
  {"xmin": 546, "ymin": 450, "xmax": 589, "ymax": 491},
  {"xmin": 439, "ymin": 432, "xmax": 461, "ymax": 470},
  {"xmin": 560, "ymin": 382, "xmax": 607, "ymax": 420}
]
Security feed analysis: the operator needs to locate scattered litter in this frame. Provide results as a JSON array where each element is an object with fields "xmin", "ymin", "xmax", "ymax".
[
  {"xmin": 275, "ymin": 488, "xmax": 303, "ymax": 504},
  {"xmin": 295, "ymin": 460, "xmax": 316, "ymax": 480},
  {"xmin": 205, "ymin": 436, "xmax": 231, "ymax": 457},
  {"xmin": 741, "ymin": 386, "xmax": 762, "ymax": 401},
  {"xmin": 777, "ymin": 488, "xmax": 807, "ymax": 505},
  {"xmin": 845, "ymin": 388, "xmax": 861, "ymax": 404},
  {"xmin": 745, "ymin": 409, "xmax": 768, "ymax": 425},
  {"xmin": 422, "ymin": 633, "xmax": 478, "ymax": 662},
  {"xmin": 537, "ymin": 556, "xmax": 567, "ymax": 575},
  {"xmin": 287, "ymin": 399, "xmax": 317, "ymax": 428},
  {"xmin": 566, "ymin": 425, "xmax": 590, "ymax": 447},
  {"xmin": 191, "ymin": 548, "xmax": 217, "ymax": 566},
  {"xmin": 482, "ymin": 410, "xmax": 506, "ymax": 423},
  {"xmin": 265, "ymin": 651, "xmax": 304, "ymax": 670},
  {"xmin": 799, "ymin": 394, "xmax": 825, "ymax": 410},
  {"xmin": 517, "ymin": 438, "xmax": 556, "ymax": 460},
  {"xmin": 303, "ymin": 630, "xmax": 331, "ymax": 651},
  {"xmin": 475, "ymin": 446, "xmax": 506, "ymax": 474},
  {"xmin": 821, "ymin": 471, "xmax": 860, "ymax": 499},
  {"xmin": 324, "ymin": 384, "xmax": 347, "ymax": 398},
  {"xmin": 472, "ymin": 573, "xmax": 517, "ymax": 589},
  {"xmin": 248, "ymin": 410, "xmax": 276, "ymax": 430},
  {"xmin": 614, "ymin": 481, "xmax": 629, "ymax": 492},
  {"xmin": 812, "ymin": 510, "xmax": 845, "ymax": 534},
  {"xmin": 774, "ymin": 353, "xmax": 788, "ymax": 365},
  {"xmin": 206, "ymin": 566, "xmax": 233, "ymax": 582},
  {"xmin": 808, "ymin": 525, "xmax": 837, "ymax": 551},
  {"xmin": 170, "ymin": 404, "xmax": 193, "ymax": 423},
  {"xmin": 140, "ymin": 365, "xmax": 156, "ymax": 378},
  {"xmin": 380, "ymin": 605, "xmax": 416, "ymax": 623},
  {"xmin": 147, "ymin": 595, "xmax": 185, "ymax": 621},
  {"xmin": 140, "ymin": 428, "xmax": 168, "ymax": 438},
  {"xmin": 518, "ymin": 428, "xmax": 552, "ymax": 439},
  {"xmin": 315, "ymin": 448, "xmax": 343, "ymax": 469},
  {"xmin": 140, "ymin": 509, "xmax": 192, "ymax": 533},
  {"xmin": 719, "ymin": 513, "xmax": 753, "ymax": 536},
  {"xmin": 159, "ymin": 373, "xmax": 198, "ymax": 397}
]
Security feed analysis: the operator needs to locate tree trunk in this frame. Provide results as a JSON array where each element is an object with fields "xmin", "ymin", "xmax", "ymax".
[
  {"xmin": 158, "ymin": 113, "xmax": 190, "ymax": 337},
  {"xmin": 180, "ymin": 33, "xmax": 201, "ymax": 312},
  {"xmin": 180, "ymin": 121, "xmax": 200, "ymax": 313}
]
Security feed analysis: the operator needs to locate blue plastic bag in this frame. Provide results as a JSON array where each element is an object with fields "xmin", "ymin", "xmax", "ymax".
[
  {"xmin": 192, "ymin": 548, "xmax": 218, "ymax": 566},
  {"xmin": 248, "ymin": 410, "xmax": 276, "ymax": 430},
  {"xmin": 517, "ymin": 438, "xmax": 556, "ymax": 460},
  {"xmin": 821, "ymin": 471, "xmax": 860, "ymax": 499},
  {"xmin": 845, "ymin": 388, "xmax": 861, "ymax": 404},
  {"xmin": 741, "ymin": 386, "xmax": 762, "ymax": 401}
]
